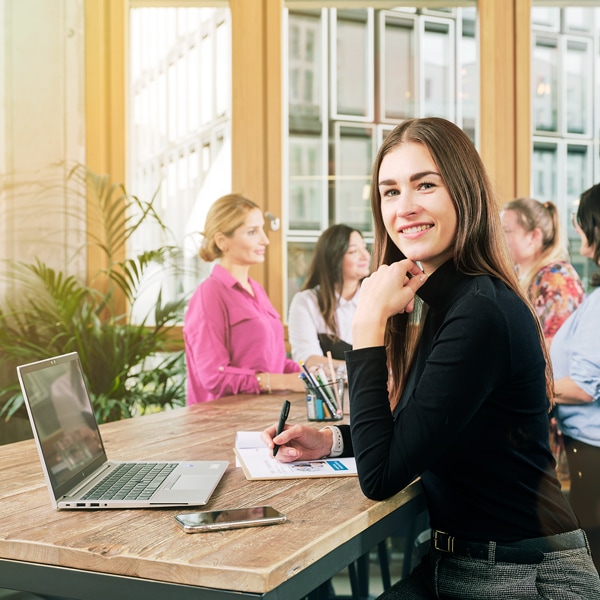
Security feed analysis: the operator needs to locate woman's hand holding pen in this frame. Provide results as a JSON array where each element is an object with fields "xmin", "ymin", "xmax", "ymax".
[
  {"xmin": 352, "ymin": 259, "xmax": 426, "ymax": 349},
  {"xmin": 261, "ymin": 423, "xmax": 333, "ymax": 463}
]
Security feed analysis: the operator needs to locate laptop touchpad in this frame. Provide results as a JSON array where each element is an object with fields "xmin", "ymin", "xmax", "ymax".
[{"xmin": 170, "ymin": 475, "xmax": 211, "ymax": 490}]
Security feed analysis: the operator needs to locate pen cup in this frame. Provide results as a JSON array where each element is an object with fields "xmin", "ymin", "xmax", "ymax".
[{"xmin": 305, "ymin": 379, "xmax": 344, "ymax": 421}]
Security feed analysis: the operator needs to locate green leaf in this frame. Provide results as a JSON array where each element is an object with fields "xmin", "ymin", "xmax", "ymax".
[{"xmin": 0, "ymin": 164, "xmax": 188, "ymax": 425}]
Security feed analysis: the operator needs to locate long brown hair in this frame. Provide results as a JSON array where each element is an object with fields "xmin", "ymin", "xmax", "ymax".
[
  {"xmin": 301, "ymin": 224, "xmax": 364, "ymax": 339},
  {"xmin": 370, "ymin": 118, "xmax": 554, "ymax": 406}
]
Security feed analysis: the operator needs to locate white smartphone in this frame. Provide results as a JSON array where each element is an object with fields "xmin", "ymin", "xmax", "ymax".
[{"xmin": 174, "ymin": 506, "xmax": 287, "ymax": 533}]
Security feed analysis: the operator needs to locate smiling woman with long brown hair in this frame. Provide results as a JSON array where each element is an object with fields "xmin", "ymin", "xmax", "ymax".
[{"xmin": 262, "ymin": 118, "xmax": 600, "ymax": 599}]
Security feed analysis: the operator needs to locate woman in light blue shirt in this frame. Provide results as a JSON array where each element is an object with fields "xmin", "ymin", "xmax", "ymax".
[{"xmin": 552, "ymin": 182, "xmax": 600, "ymax": 569}]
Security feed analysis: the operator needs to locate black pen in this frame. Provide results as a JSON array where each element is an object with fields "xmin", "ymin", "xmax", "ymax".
[{"xmin": 273, "ymin": 400, "xmax": 291, "ymax": 457}]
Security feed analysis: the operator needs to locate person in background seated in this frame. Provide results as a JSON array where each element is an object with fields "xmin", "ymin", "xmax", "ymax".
[
  {"xmin": 184, "ymin": 194, "xmax": 303, "ymax": 404},
  {"xmin": 552, "ymin": 183, "xmax": 600, "ymax": 571},
  {"xmin": 262, "ymin": 117, "xmax": 600, "ymax": 599},
  {"xmin": 287, "ymin": 224, "xmax": 371, "ymax": 371},
  {"xmin": 501, "ymin": 197, "xmax": 584, "ymax": 346}
]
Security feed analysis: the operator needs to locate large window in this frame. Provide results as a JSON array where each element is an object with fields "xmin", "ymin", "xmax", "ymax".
[
  {"xmin": 284, "ymin": 5, "xmax": 478, "ymax": 311},
  {"xmin": 115, "ymin": 1, "xmax": 600, "ymax": 324},
  {"xmin": 531, "ymin": 5, "xmax": 600, "ymax": 288},
  {"xmin": 128, "ymin": 5, "xmax": 231, "ymax": 322}
]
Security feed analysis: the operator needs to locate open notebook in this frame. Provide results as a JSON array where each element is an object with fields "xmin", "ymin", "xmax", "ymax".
[{"xmin": 17, "ymin": 352, "xmax": 228, "ymax": 509}]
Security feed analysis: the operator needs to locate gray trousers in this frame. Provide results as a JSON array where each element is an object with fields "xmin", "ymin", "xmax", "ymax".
[{"xmin": 380, "ymin": 531, "xmax": 600, "ymax": 600}]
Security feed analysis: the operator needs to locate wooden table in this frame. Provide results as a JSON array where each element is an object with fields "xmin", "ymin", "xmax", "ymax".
[{"xmin": 0, "ymin": 393, "xmax": 426, "ymax": 600}]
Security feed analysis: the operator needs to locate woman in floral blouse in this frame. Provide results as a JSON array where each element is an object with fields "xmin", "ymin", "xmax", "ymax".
[{"xmin": 501, "ymin": 197, "xmax": 585, "ymax": 346}]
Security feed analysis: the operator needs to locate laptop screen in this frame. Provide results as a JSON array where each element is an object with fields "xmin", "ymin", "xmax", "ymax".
[{"xmin": 19, "ymin": 354, "xmax": 107, "ymax": 494}]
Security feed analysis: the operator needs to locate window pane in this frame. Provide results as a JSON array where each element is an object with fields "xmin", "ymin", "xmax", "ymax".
[
  {"xmin": 189, "ymin": 46, "xmax": 201, "ymax": 132},
  {"xmin": 288, "ymin": 135, "xmax": 324, "ymax": 231},
  {"xmin": 566, "ymin": 145, "xmax": 588, "ymax": 212},
  {"xmin": 423, "ymin": 20, "xmax": 453, "ymax": 119},
  {"xmin": 334, "ymin": 9, "xmax": 371, "ymax": 118},
  {"xmin": 334, "ymin": 125, "xmax": 373, "ymax": 232},
  {"xmin": 288, "ymin": 12, "xmax": 322, "ymax": 131},
  {"xmin": 460, "ymin": 8, "xmax": 477, "ymax": 141},
  {"xmin": 565, "ymin": 39, "xmax": 590, "ymax": 135},
  {"xmin": 533, "ymin": 38, "xmax": 558, "ymax": 132},
  {"xmin": 567, "ymin": 146, "xmax": 592, "ymax": 288},
  {"xmin": 168, "ymin": 62, "xmax": 177, "ymax": 142},
  {"xmin": 382, "ymin": 15, "xmax": 415, "ymax": 120},
  {"xmin": 200, "ymin": 34, "xmax": 214, "ymax": 126},
  {"xmin": 564, "ymin": 7, "xmax": 593, "ymax": 33},
  {"xmin": 215, "ymin": 21, "xmax": 229, "ymax": 116},
  {"xmin": 531, "ymin": 7, "xmax": 560, "ymax": 30},
  {"xmin": 531, "ymin": 143, "xmax": 557, "ymax": 202},
  {"xmin": 128, "ymin": 6, "xmax": 232, "ymax": 323},
  {"xmin": 287, "ymin": 240, "xmax": 316, "ymax": 305}
]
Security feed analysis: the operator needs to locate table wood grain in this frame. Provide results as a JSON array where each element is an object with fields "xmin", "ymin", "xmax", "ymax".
[{"xmin": 0, "ymin": 392, "xmax": 425, "ymax": 598}]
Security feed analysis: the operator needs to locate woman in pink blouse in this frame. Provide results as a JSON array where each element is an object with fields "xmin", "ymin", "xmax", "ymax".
[
  {"xmin": 184, "ymin": 194, "xmax": 302, "ymax": 403},
  {"xmin": 501, "ymin": 197, "xmax": 585, "ymax": 346}
]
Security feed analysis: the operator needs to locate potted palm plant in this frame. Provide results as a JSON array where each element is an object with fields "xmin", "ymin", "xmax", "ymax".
[{"xmin": 0, "ymin": 164, "xmax": 188, "ymax": 434}]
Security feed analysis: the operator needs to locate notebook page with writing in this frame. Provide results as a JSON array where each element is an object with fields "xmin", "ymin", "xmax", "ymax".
[{"xmin": 234, "ymin": 431, "xmax": 357, "ymax": 481}]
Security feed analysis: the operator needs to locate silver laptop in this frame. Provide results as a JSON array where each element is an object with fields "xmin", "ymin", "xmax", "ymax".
[{"xmin": 17, "ymin": 352, "xmax": 229, "ymax": 510}]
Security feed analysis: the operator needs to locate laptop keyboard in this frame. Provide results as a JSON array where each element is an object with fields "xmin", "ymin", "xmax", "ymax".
[{"xmin": 82, "ymin": 462, "xmax": 178, "ymax": 501}]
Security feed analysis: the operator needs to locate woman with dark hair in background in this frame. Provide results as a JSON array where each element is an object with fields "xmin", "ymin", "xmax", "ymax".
[{"xmin": 287, "ymin": 224, "xmax": 371, "ymax": 370}]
